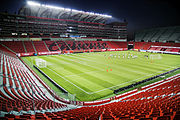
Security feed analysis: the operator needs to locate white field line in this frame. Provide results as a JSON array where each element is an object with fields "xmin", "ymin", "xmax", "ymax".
[
  {"xmin": 61, "ymin": 55, "xmax": 150, "ymax": 75},
  {"xmin": 46, "ymin": 55, "xmax": 178, "ymax": 95},
  {"xmin": 57, "ymin": 55, "xmax": 177, "ymax": 94},
  {"xmin": 88, "ymin": 66, "xmax": 176, "ymax": 94},
  {"xmin": 77, "ymin": 53, "xmax": 177, "ymax": 68},
  {"xmin": 47, "ymin": 65, "xmax": 176, "ymax": 95},
  {"xmin": 64, "ymin": 70, "xmax": 101, "ymax": 77},
  {"xmin": 57, "ymin": 56, "xmax": 108, "ymax": 73},
  {"xmin": 68, "ymin": 54, "xmax": 180, "ymax": 76},
  {"xmin": 46, "ymin": 67, "xmax": 90, "ymax": 94}
]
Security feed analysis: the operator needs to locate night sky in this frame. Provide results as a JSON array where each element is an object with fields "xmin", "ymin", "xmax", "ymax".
[{"xmin": 0, "ymin": 0, "xmax": 179, "ymax": 39}]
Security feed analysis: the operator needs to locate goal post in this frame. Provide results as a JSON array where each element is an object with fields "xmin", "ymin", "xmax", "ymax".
[
  {"xmin": 56, "ymin": 92, "xmax": 76, "ymax": 104},
  {"xmin": 149, "ymin": 54, "xmax": 162, "ymax": 60},
  {"xmin": 35, "ymin": 59, "xmax": 47, "ymax": 68}
]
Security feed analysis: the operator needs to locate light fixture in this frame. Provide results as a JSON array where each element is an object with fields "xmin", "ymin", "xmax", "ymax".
[
  {"xmin": 27, "ymin": 1, "xmax": 112, "ymax": 18},
  {"xmin": 27, "ymin": 1, "xmax": 41, "ymax": 6}
]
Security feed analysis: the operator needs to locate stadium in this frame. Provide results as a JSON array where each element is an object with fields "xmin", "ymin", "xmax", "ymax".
[{"xmin": 0, "ymin": 0, "xmax": 180, "ymax": 120}]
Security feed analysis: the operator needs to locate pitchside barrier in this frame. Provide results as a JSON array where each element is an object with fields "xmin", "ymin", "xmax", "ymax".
[
  {"xmin": 82, "ymin": 68, "xmax": 180, "ymax": 106},
  {"xmin": 33, "ymin": 65, "xmax": 68, "ymax": 93},
  {"xmin": 33, "ymin": 65, "xmax": 79, "ymax": 103},
  {"xmin": 1, "ymin": 73, "xmax": 76, "ymax": 113},
  {"xmin": 18, "ymin": 57, "xmax": 78, "ymax": 104},
  {"xmin": 139, "ymin": 46, "xmax": 180, "ymax": 55},
  {"xmin": 18, "ymin": 51, "xmax": 61, "ymax": 57},
  {"xmin": 17, "ymin": 48, "xmax": 128, "ymax": 57},
  {"xmin": 139, "ymin": 49, "xmax": 180, "ymax": 55},
  {"xmin": 147, "ymin": 50, "xmax": 180, "ymax": 55},
  {"xmin": 38, "ymin": 51, "xmax": 61, "ymax": 55},
  {"xmin": 18, "ymin": 54, "xmax": 179, "ymax": 106},
  {"xmin": 17, "ymin": 52, "xmax": 35, "ymax": 57},
  {"xmin": 113, "ymin": 67, "xmax": 180, "ymax": 94}
]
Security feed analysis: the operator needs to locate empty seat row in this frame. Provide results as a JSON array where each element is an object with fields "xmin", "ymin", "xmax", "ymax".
[
  {"xmin": 0, "ymin": 52, "xmax": 68, "ymax": 113},
  {"xmin": 134, "ymin": 42, "xmax": 180, "ymax": 50},
  {"xmin": 0, "ymin": 41, "xmax": 128, "ymax": 54}
]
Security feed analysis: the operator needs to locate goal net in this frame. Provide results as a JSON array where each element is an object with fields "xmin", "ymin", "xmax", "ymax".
[
  {"xmin": 149, "ymin": 54, "xmax": 162, "ymax": 60},
  {"xmin": 56, "ymin": 92, "xmax": 76, "ymax": 104},
  {"xmin": 35, "ymin": 59, "xmax": 47, "ymax": 68}
]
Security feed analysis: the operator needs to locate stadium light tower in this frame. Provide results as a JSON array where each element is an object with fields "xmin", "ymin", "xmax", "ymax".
[
  {"xmin": 27, "ymin": 1, "xmax": 112, "ymax": 18},
  {"xmin": 27, "ymin": 1, "xmax": 41, "ymax": 6}
]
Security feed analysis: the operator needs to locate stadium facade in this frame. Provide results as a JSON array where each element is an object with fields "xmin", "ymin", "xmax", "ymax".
[{"xmin": 0, "ymin": 1, "xmax": 127, "ymax": 41}]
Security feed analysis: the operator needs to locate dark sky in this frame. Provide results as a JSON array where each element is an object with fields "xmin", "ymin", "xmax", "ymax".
[{"xmin": 0, "ymin": 0, "xmax": 179, "ymax": 38}]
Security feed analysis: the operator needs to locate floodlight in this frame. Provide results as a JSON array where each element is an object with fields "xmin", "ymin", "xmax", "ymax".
[
  {"xmin": 64, "ymin": 8, "xmax": 71, "ymax": 11},
  {"xmin": 84, "ymin": 12, "xmax": 88, "ymax": 14},
  {"xmin": 44, "ymin": 5, "xmax": 64, "ymax": 10},
  {"xmin": 45, "ymin": 5, "xmax": 57, "ymax": 9},
  {"xmin": 57, "ymin": 7, "xmax": 64, "ymax": 10},
  {"xmin": 98, "ymin": 14, "xmax": 112, "ymax": 18},
  {"xmin": 107, "ymin": 15, "xmax": 112, "ymax": 18},
  {"xmin": 78, "ymin": 10, "xmax": 84, "ymax": 13},
  {"xmin": 89, "ymin": 12, "xmax": 95, "ymax": 15},
  {"xmin": 27, "ymin": 1, "xmax": 41, "ymax": 6},
  {"xmin": 72, "ymin": 9, "xmax": 78, "ymax": 12},
  {"xmin": 27, "ymin": 1, "xmax": 112, "ymax": 18},
  {"xmin": 95, "ymin": 13, "xmax": 101, "ymax": 16},
  {"xmin": 72, "ymin": 9, "xmax": 83, "ymax": 13}
]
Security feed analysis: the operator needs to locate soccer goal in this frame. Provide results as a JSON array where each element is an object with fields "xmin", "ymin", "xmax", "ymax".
[
  {"xmin": 56, "ymin": 92, "xmax": 76, "ymax": 103},
  {"xmin": 35, "ymin": 59, "xmax": 47, "ymax": 68},
  {"xmin": 149, "ymin": 54, "xmax": 162, "ymax": 60}
]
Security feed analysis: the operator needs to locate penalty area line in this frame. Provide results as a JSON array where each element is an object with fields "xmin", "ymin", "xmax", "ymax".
[{"xmin": 46, "ymin": 67, "xmax": 91, "ymax": 94}]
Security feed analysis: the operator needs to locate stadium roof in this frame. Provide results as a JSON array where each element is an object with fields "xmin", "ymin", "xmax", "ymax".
[{"xmin": 18, "ymin": 1, "xmax": 112, "ymax": 24}]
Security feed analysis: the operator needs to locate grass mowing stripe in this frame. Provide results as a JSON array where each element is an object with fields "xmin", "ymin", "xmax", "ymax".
[
  {"xmin": 45, "ymin": 56, "xmax": 94, "ymax": 77},
  {"xmin": 67, "ymin": 53, "xmax": 166, "ymax": 74},
  {"xmin": 43, "ymin": 53, "xmax": 174, "ymax": 92},
  {"xmin": 88, "ymin": 66, "xmax": 176, "ymax": 94},
  {"xmin": 56, "ymin": 57, "xmax": 117, "ymax": 90},
  {"xmin": 56, "ymin": 53, "xmax": 175, "ymax": 94},
  {"xmin": 59, "ymin": 55, "xmax": 135, "ymax": 84},
  {"xmin": 64, "ymin": 70, "xmax": 101, "ymax": 77},
  {"xmin": 49, "ymin": 53, "xmax": 176, "ymax": 86},
  {"xmin": 66, "ymin": 54, "xmax": 151, "ymax": 76},
  {"xmin": 42, "ymin": 56, "xmax": 110, "ymax": 93},
  {"xmin": 22, "ymin": 51, "xmax": 180, "ymax": 101},
  {"xmin": 50, "ymin": 56, "xmax": 97, "ymax": 74},
  {"xmin": 46, "ymin": 67, "xmax": 90, "ymax": 94},
  {"xmin": 99, "ymin": 69, "xmax": 180, "ymax": 100}
]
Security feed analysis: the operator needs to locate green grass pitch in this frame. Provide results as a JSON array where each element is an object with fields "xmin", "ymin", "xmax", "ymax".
[{"xmin": 21, "ymin": 51, "xmax": 180, "ymax": 101}]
